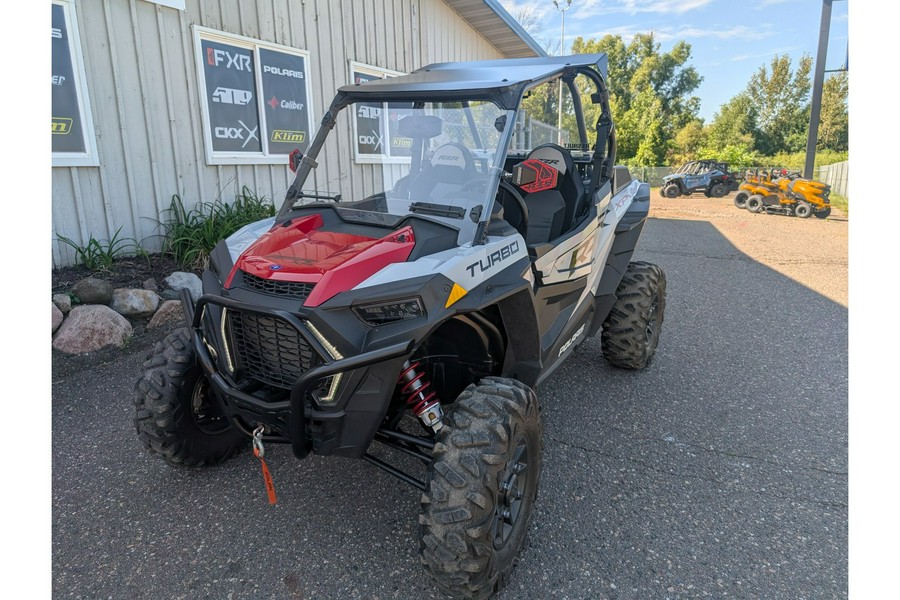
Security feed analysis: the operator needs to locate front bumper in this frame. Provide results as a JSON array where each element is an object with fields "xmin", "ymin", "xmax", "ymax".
[{"xmin": 181, "ymin": 289, "xmax": 412, "ymax": 459}]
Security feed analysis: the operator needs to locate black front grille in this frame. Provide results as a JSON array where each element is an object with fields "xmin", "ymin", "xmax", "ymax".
[
  {"xmin": 227, "ymin": 310, "xmax": 315, "ymax": 389},
  {"xmin": 240, "ymin": 271, "xmax": 314, "ymax": 301}
]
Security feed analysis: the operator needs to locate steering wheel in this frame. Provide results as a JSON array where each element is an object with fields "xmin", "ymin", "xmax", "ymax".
[
  {"xmin": 497, "ymin": 179, "xmax": 529, "ymax": 240},
  {"xmin": 460, "ymin": 175, "xmax": 494, "ymax": 195}
]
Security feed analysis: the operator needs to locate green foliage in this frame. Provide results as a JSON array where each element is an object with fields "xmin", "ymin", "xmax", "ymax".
[
  {"xmin": 570, "ymin": 33, "xmax": 702, "ymax": 165},
  {"xmin": 819, "ymin": 71, "xmax": 849, "ymax": 151},
  {"xmin": 669, "ymin": 119, "xmax": 707, "ymax": 164},
  {"xmin": 57, "ymin": 226, "xmax": 148, "ymax": 272},
  {"xmin": 765, "ymin": 149, "xmax": 848, "ymax": 170},
  {"xmin": 745, "ymin": 54, "xmax": 813, "ymax": 155},
  {"xmin": 161, "ymin": 186, "xmax": 276, "ymax": 269}
]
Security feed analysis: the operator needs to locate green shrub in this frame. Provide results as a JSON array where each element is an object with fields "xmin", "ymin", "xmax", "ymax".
[
  {"xmin": 57, "ymin": 226, "xmax": 149, "ymax": 272},
  {"xmin": 161, "ymin": 186, "xmax": 276, "ymax": 269}
]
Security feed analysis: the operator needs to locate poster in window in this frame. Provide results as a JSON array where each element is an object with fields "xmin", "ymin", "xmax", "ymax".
[
  {"xmin": 200, "ymin": 39, "xmax": 261, "ymax": 153},
  {"xmin": 387, "ymin": 102, "xmax": 414, "ymax": 158},
  {"xmin": 51, "ymin": 3, "xmax": 85, "ymax": 153},
  {"xmin": 260, "ymin": 48, "xmax": 311, "ymax": 154},
  {"xmin": 352, "ymin": 70, "xmax": 385, "ymax": 156}
]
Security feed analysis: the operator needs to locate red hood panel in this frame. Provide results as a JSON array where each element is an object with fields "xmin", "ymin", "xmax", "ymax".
[{"xmin": 225, "ymin": 214, "xmax": 415, "ymax": 307}]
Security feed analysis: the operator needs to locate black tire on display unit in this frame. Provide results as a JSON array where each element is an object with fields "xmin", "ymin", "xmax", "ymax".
[
  {"xmin": 419, "ymin": 377, "xmax": 542, "ymax": 600},
  {"xmin": 710, "ymin": 183, "xmax": 727, "ymax": 198},
  {"xmin": 794, "ymin": 201, "xmax": 812, "ymax": 218},
  {"xmin": 663, "ymin": 184, "xmax": 680, "ymax": 198},
  {"xmin": 746, "ymin": 195, "xmax": 763, "ymax": 213},
  {"xmin": 601, "ymin": 261, "xmax": 666, "ymax": 370},
  {"xmin": 134, "ymin": 328, "xmax": 247, "ymax": 467},
  {"xmin": 814, "ymin": 206, "xmax": 832, "ymax": 219},
  {"xmin": 734, "ymin": 190, "xmax": 750, "ymax": 209}
]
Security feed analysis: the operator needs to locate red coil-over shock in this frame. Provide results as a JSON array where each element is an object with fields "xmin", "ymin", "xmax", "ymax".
[{"xmin": 398, "ymin": 360, "xmax": 444, "ymax": 432}]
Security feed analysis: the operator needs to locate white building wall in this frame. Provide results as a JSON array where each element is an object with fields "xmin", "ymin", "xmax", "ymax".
[{"xmin": 52, "ymin": 0, "xmax": 508, "ymax": 266}]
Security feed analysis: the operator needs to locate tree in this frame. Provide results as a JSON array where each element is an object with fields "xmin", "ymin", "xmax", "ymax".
[
  {"xmin": 818, "ymin": 71, "xmax": 848, "ymax": 152},
  {"xmin": 745, "ymin": 54, "xmax": 813, "ymax": 155},
  {"xmin": 703, "ymin": 92, "xmax": 757, "ymax": 153},
  {"xmin": 571, "ymin": 33, "xmax": 703, "ymax": 165},
  {"xmin": 670, "ymin": 119, "xmax": 707, "ymax": 164}
]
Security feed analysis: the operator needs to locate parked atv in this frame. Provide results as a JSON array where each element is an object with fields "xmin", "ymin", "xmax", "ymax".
[
  {"xmin": 661, "ymin": 159, "xmax": 737, "ymax": 198},
  {"xmin": 134, "ymin": 54, "xmax": 666, "ymax": 600}
]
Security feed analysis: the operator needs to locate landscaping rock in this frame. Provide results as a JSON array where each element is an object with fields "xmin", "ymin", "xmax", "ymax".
[
  {"xmin": 164, "ymin": 271, "xmax": 202, "ymax": 301},
  {"xmin": 53, "ymin": 293, "xmax": 72, "ymax": 314},
  {"xmin": 52, "ymin": 303, "xmax": 64, "ymax": 333},
  {"xmin": 160, "ymin": 288, "xmax": 182, "ymax": 301},
  {"xmin": 142, "ymin": 277, "xmax": 158, "ymax": 291},
  {"xmin": 52, "ymin": 305, "xmax": 133, "ymax": 354},
  {"xmin": 148, "ymin": 300, "xmax": 185, "ymax": 329},
  {"xmin": 71, "ymin": 277, "xmax": 114, "ymax": 305},
  {"xmin": 111, "ymin": 288, "xmax": 160, "ymax": 317}
]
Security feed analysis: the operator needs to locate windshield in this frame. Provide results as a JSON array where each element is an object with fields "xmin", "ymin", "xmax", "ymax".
[{"xmin": 289, "ymin": 100, "xmax": 513, "ymax": 245}]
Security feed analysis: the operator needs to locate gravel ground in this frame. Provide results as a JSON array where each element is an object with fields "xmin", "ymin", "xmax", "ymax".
[{"xmin": 50, "ymin": 193, "xmax": 848, "ymax": 599}]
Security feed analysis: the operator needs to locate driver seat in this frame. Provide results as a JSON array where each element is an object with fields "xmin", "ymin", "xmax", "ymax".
[
  {"xmin": 405, "ymin": 143, "xmax": 478, "ymax": 201},
  {"xmin": 518, "ymin": 144, "xmax": 585, "ymax": 245}
]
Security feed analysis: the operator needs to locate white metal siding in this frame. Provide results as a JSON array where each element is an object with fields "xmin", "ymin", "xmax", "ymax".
[{"xmin": 51, "ymin": 0, "xmax": 510, "ymax": 266}]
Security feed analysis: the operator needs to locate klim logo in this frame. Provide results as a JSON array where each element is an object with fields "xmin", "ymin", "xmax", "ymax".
[
  {"xmin": 52, "ymin": 118, "xmax": 73, "ymax": 135},
  {"xmin": 214, "ymin": 120, "xmax": 259, "ymax": 148},
  {"xmin": 271, "ymin": 130, "xmax": 306, "ymax": 143},
  {"xmin": 392, "ymin": 137, "xmax": 412, "ymax": 148},
  {"xmin": 207, "ymin": 47, "xmax": 252, "ymax": 71},
  {"xmin": 212, "ymin": 87, "xmax": 252, "ymax": 105},
  {"xmin": 263, "ymin": 65, "xmax": 304, "ymax": 79}
]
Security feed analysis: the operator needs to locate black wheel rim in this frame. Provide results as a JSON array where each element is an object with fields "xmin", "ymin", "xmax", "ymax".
[
  {"xmin": 492, "ymin": 438, "xmax": 529, "ymax": 549},
  {"xmin": 191, "ymin": 376, "xmax": 231, "ymax": 435}
]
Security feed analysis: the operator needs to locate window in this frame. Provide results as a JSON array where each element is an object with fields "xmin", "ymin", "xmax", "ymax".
[
  {"xmin": 52, "ymin": 0, "xmax": 98, "ymax": 167},
  {"xmin": 349, "ymin": 62, "xmax": 411, "ymax": 164},
  {"xmin": 193, "ymin": 26, "xmax": 313, "ymax": 165}
]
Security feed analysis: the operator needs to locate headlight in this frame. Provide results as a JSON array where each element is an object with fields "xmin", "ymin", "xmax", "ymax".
[
  {"xmin": 353, "ymin": 298, "xmax": 425, "ymax": 325},
  {"xmin": 305, "ymin": 322, "xmax": 343, "ymax": 405}
]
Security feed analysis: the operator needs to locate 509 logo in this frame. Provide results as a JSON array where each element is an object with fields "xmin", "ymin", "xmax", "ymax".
[
  {"xmin": 214, "ymin": 120, "xmax": 259, "ymax": 148},
  {"xmin": 212, "ymin": 87, "xmax": 252, "ymax": 105}
]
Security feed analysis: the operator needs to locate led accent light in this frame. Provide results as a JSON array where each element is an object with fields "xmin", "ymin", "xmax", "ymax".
[
  {"xmin": 305, "ymin": 321, "xmax": 343, "ymax": 404},
  {"xmin": 219, "ymin": 308, "xmax": 235, "ymax": 373}
]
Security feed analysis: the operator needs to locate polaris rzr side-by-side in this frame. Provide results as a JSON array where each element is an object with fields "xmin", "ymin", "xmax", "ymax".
[
  {"xmin": 134, "ymin": 54, "xmax": 666, "ymax": 599},
  {"xmin": 661, "ymin": 159, "xmax": 739, "ymax": 198}
]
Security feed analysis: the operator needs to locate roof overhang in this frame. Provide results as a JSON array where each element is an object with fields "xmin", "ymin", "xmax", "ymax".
[{"xmin": 443, "ymin": 0, "xmax": 548, "ymax": 59}]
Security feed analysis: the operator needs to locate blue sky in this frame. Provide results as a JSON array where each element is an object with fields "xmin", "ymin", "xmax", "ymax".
[{"xmin": 499, "ymin": 0, "xmax": 849, "ymax": 123}]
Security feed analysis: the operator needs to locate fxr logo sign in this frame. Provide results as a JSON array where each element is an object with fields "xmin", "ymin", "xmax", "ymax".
[
  {"xmin": 207, "ymin": 47, "xmax": 252, "ymax": 72},
  {"xmin": 214, "ymin": 120, "xmax": 259, "ymax": 148},
  {"xmin": 212, "ymin": 87, "xmax": 252, "ymax": 105}
]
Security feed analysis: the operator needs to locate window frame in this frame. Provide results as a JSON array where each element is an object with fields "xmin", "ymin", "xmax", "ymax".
[
  {"xmin": 349, "ymin": 61, "xmax": 410, "ymax": 165},
  {"xmin": 193, "ymin": 25, "xmax": 314, "ymax": 166},
  {"xmin": 52, "ymin": 0, "xmax": 99, "ymax": 168}
]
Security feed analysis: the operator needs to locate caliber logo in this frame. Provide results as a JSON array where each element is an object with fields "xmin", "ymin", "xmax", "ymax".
[
  {"xmin": 212, "ymin": 87, "xmax": 252, "ymax": 105},
  {"xmin": 52, "ymin": 75, "xmax": 67, "ymax": 86},
  {"xmin": 267, "ymin": 96, "xmax": 304, "ymax": 111},
  {"xmin": 214, "ymin": 120, "xmax": 259, "ymax": 148},
  {"xmin": 465, "ymin": 240, "xmax": 520, "ymax": 277},
  {"xmin": 207, "ymin": 47, "xmax": 252, "ymax": 72},
  {"xmin": 557, "ymin": 323, "xmax": 585, "ymax": 357},
  {"xmin": 263, "ymin": 65, "xmax": 304, "ymax": 79},
  {"xmin": 52, "ymin": 118, "xmax": 73, "ymax": 135},
  {"xmin": 271, "ymin": 130, "xmax": 306, "ymax": 143}
]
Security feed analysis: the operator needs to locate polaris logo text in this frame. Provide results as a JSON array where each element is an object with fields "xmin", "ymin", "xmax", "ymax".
[
  {"xmin": 558, "ymin": 324, "xmax": 585, "ymax": 357},
  {"xmin": 263, "ymin": 65, "xmax": 304, "ymax": 79},
  {"xmin": 212, "ymin": 87, "xmax": 252, "ymax": 105},
  {"xmin": 207, "ymin": 48, "xmax": 252, "ymax": 71},
  {"xmin": 272, "ymin": 130, "xmax": 306, "ymax": 143},
  {"xmin": 465, "ymin": 240, "xmax": 520, "ymax": 277}
]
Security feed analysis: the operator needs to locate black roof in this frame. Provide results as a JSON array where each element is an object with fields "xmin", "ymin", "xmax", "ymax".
[{"xmin": 334, "ymin": 54, "xmax": 608, "ymax": 110}]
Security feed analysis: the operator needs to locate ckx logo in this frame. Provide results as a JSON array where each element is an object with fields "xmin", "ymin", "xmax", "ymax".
[
  {"xmin": 465, "ymin": 240, "xmax": 520, "ymax": 277},
  {"xmin": 212, "ymin": 87, "xmax": 252, "ymax": 105},
  {"xmin": 214, "ymin": 120, "xmax": 258, "ymax": 148},
  {"xmin": 359, "ymin": 131, "xmax": 383, "ymax": 151},
  {"xmin": 207, "ymin": 47, "xmax": 252, "ymax": 72}
]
